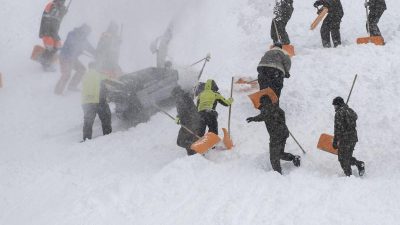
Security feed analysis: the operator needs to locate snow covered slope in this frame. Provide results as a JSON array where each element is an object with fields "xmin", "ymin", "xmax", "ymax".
[{"xmin": 1, "ymin": 0, "xmax": 400, "ymax": 224}]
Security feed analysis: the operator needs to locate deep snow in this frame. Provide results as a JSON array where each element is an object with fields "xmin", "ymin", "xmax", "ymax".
[{"xmin": 1, "ymin": 0, "xmax": 400, "ymax": 224}]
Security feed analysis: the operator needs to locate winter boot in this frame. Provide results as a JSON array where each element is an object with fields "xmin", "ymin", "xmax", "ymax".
[
  {"xmin": 293, "ymin": 155, "xmax": 301, "ymax": 167},
  {"xmin": 357, "ymin": 162, "xmax": 365, "ymax": 177}
]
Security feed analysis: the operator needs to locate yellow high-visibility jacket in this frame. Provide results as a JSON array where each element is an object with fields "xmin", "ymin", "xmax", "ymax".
[{"xmin": 197, "ymin": 79, "xmax": 232, "ymax": 112}]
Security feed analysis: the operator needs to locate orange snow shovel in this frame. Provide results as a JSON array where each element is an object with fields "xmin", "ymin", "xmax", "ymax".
[
  {"xmin": 310, "ymin": 7, "xmax": 328, "ymax": 30},
  {"xmin": 356, "ymin": 0, "xmax": 384, "ymax": 46},
  {"xmin": 31, "ymin": 45, "xmax": 45, "ymax": 61},
  {"xmin": 153, "ymin": 104, "xmax": 221, "ymax": 154},
  {"xmin": 248, "ymin": 88, "xmax": 278, "ymax": 109},
  {"xmin": 222, "ymin": 77, "xmax": 235, "ymax": 150},
  {"xmin": 317, "ymin": 133, "xmax": 338, "ymax": 155},
  {"xmin": 191, "ymin": 132, "xmax": 221, "ymax": 154}
]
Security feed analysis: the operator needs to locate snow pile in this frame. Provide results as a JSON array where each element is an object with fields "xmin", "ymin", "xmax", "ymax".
[{"xmin": 1, "ymin": 0, "xmax": 400, "ymax": 225}]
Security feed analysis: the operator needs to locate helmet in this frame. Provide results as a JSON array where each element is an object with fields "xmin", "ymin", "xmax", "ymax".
[{"xmin": 332, "ymin": 96, "xmax": 345, "ymax": 106}]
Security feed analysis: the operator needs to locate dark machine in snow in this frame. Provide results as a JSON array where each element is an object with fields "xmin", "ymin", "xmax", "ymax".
[{"xmin": 107, "ymin": 67, "xmax": 179, "ymax": 126}]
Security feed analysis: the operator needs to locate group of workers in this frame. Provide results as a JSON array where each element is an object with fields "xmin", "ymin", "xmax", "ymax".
[
  {"xmin": 36, "ymin": 0, "xmax": 368, "ymax": 177},
  {"xmin": 273, "ymin": 0, "xmax": 386, "ymax": 48}
]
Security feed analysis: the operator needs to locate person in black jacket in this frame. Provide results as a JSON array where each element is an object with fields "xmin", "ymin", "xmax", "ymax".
[
  {"xmin": 39, "ymin": 0, "xmax": 68, "ymax": 71},
  {"xmin": 246, "ymin": 95, "xmax": 300, "ymax": 174},
  {"xmin": 271, "ymin": 0, "xmax": 294, "ymax": 45},
  {"xmin": 313, "ymin": 0, "xmax": 344, "ymax": 48},
  {"xmin": 366, "ymin": 0, "xmax": 386, "ymax": 37},
  {"xmin": 332, "ymin": 97, "xmax": 365, "ymax": 176},
  {"xmin": 172, "ymin": 86, "xmax": 202, "ymax": 156}
]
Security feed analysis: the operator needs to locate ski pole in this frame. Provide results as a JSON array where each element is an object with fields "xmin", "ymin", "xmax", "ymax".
[
  {"xmin": 197, "ymin": 53, "xmax": 211, "ymax": 80},
  {"xmin": 346, "ymin": 74, "xmax": 358, "ymax": 104},
  {"xmin": 289, "ymin": 130, "xmax": 306, "ymax": 154},
  {"xmin": 153, "ymin": 104, "xmax": 201, "ymax": 139}
]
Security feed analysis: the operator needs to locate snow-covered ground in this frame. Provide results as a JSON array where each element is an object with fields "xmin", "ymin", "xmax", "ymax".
[{"xmin": 1, "ymin": 0, "xmax": 400, "ymax": 224}]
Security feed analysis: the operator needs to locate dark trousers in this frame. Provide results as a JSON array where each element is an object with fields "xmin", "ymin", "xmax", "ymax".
[
  {"xmin": 368, "ymin": 9, "xmax": 385, "ymax": 36},
  {"xmin": 271, "ymin": 19, "xmax": 291, "ymax": 45},
  {"xmin": 82, "ymin": 103, "xmax": 112, "ymax": 141},
  {"xmin": 269, "ymin": 138, "xmax": 294, "ymax": 174},
  {"xmin": 55, "ymin": 57, "xmax": 86, "ymax": 95},
  {"xmin": 258, "ymin": 67, "xmax": 284, "ymax": 98},
  {"xmin": 338, "ymin": 142, "xmax": 364, "ymax": 176},
  {"xmin": 321, "ymin": 15, "xmax": 342, "ymax": 48},
  {"xmin": 198, "ymin": 110, "xmax": 218, "ymax": 136}
]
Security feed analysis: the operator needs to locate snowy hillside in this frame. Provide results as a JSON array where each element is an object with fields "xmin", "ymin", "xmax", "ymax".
[{"xmin": 1, "ymin": 0, "xmax": 400, "ymax": 224}]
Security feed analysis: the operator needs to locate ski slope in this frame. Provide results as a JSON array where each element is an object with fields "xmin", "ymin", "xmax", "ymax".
[{"xmin": 1, "ymin": 0, "xmax": 400, "ymax": 224}]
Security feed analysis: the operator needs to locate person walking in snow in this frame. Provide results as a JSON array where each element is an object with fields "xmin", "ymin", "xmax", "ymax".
[
  {"xmin": 332, "ymin": 97, "xmax": 365, "ymax": 176},
  {"xmin": 313, "ymin": 0, "xmax": 344, "ymax": 48},
  {"xmin": 54, "ymin": 24, "xmax": 96, "ymax": 95},
  {"xmin": 257, "ymin": 42, "xmax": 291, "ymax": 98},
  {"xmin": 271, "ymin": 0, "xmax": 294, "ymax": 45},
  {"xmin": 246, "ymin": 95, "xmax": 300, "ymax": 174},
  {"xmin": 172, "ymin": 86, "xmax": 202, "ymax": 156},
  {"xmin": 96, "ymin": 22, "xmax": 123, "ymax": 78},
  {"xmin": 366, "ymin": 0, "xmax": 386, "ymax": 37},
  {"xmin": 39, "ymin": 0, "xmax": 68, "ymax": 71},
  {"xmin": 197, "ymin": 79, "xmax": 233, "ymax": 136},
  {"xmin": 81, "ymin": 62, "xmax": 114, "ymax": 141}
]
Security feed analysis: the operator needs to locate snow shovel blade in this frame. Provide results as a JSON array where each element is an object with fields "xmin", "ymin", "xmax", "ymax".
[
  {"xmin": 222, "ymin": 128, "xmax": 233, "ymax": 150},
  {"xmin": 269, "ymin": 44, "xmax": 295, "ymax": 57},
  {"xmin": 248, "ymin": 88, "xmax": 278, "ymax": 109},
  {"xmin": 317, "ymin": 133, "xmax": 338, "ymax": 155},
  {"xmin": 31, "ymin": 45, "xmax": 45, "ymax": 61},
  {"xmin": 310, "ymin": 7, "xmax": 328, "ymax": 30},
  {"xmin": 191, "ymin": 132, "xmax": 221, "ymax": 154},
  {"xmin": 356, "ymin": 36, "xmax": 384, "ymax": 45}
]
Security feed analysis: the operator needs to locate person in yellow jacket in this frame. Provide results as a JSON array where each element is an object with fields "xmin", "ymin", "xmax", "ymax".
[
  {"xmin": 81, "ymin": 62, "xmax": 113, "ymax": 141},
  {"xmin": 197, "ymin": 79, "xmax": 233, "ymax": 136}
]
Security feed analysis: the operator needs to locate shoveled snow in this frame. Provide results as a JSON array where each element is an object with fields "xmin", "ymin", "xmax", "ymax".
[{"xmin": 1, "ymin": 0, "xmax": 400, "ymax": 224}]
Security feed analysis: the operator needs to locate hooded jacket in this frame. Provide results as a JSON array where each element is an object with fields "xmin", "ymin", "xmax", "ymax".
[
  {"xmin": 251, "ymin": 103, "xmax": 289, "ymax": 140},
  {"xmin": 257, "ymin": 47, "xmax": 291, "ymax": 76},
  {"xmin": 333, "ymin": 104, "xmax": 358, "ymax": 144},
  {"xmin": 197, "ymin": 79, "xmax": 232, "ymax": 112}
]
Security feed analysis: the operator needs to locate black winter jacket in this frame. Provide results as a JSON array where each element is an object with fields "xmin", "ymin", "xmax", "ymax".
[
  {"xmin": 315, "ymin": 0, "xmax": 344, "ymax": 19},
  {"xmin": 369, "ymin": 0, "xmax": 387, "ymax": 11},
  {"xmin": 274, "ymin": 0, "xmax": 294, "ymax": 22},
  {"xmin": 176, "ymin": 91, "xmax": 202, "ymax": 148},
  {"xmin": 334, "ymin": 104, "xmax": 358, "ymax": 144},
  {"xmin": 251, "ymin": 104, "xmax": 289, "ymax": 140},
  {"xmin": 39, "ymin": 2, "xmax": 67, "ymax": 39}
]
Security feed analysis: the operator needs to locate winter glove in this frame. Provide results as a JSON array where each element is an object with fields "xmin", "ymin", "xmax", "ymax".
[
  {"xmin": 246, "ymin": 117, "xmax": 255, "ymax": 123},
  {"xmin": 175, "ymin": 117, "xmax": 181, "ymax": 125},
  {"xmin": 228, "ymin": 98, "xmax": 234, "ymax": 105},
  {"xmin": 313, "ymin": 1, "xmax": 321, "ymax": 8},
  {"xmin": 285, "ymin": 73, "xmax": 291, "ymax": 78}
]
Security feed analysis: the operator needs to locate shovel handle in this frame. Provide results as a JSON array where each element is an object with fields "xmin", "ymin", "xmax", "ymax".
[{"xmin": 154, "ymin": 104, "xmax": 201, "ymax": 139}]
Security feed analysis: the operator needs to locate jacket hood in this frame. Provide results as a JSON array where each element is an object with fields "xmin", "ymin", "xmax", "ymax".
[{"xmin": 204, "ymin": 79, "xmax": 219, "ymax": 92}]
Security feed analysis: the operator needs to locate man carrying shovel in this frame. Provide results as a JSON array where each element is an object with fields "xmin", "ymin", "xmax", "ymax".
[
  {"xmin": 271, "ymin": 0, "xmax": 294, "ymax": 46},
  {"xmin": 246, "ymin": 95, "xmax": 300, "ymax": 174},
  {"xmin": 332, "ymin": 97, "xmax": 365, "ymax": 176}
]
